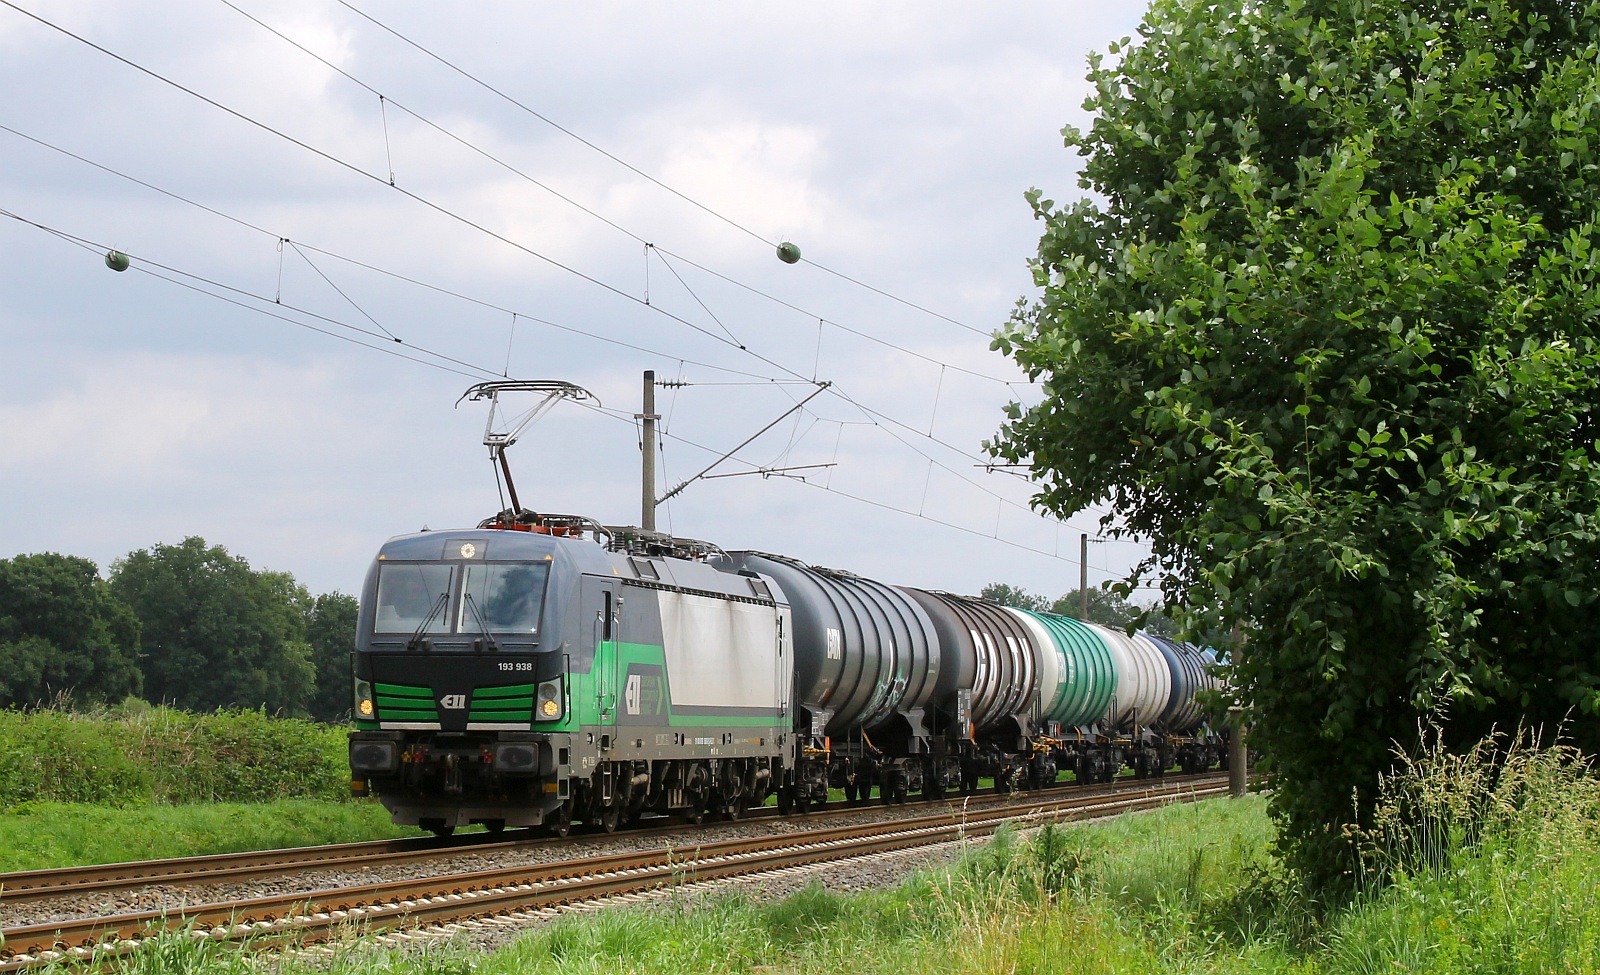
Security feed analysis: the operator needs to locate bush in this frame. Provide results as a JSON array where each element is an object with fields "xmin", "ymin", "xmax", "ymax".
[
  {"xmin": 0, "ymin": 704, "xmax": 348, "ymax": 806},
  {"xmin": 0, "ymin": 708, "xmax": 152, "ymax": 805}
]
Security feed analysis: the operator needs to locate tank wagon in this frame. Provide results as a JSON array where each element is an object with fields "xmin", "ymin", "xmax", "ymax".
[{"xmin": 349, "ymin": 511, "xmax": 1225, "ymax": 835}]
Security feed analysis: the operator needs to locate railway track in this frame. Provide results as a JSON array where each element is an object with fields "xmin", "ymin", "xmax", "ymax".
[
  {"xmin": 0, "ymin": 772, "xmax": 1217, "ymax": 904},
  {"xmin": 0, "ymin": 773, "xmax": 1228, "ymax": 970}
]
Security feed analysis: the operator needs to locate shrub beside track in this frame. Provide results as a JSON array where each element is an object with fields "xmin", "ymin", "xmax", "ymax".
[{"xmin": 0, "ymin": 706, "xmax": 348, "ymax": 806}]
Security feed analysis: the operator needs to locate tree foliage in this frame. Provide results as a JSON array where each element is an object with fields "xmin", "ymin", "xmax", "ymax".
[
  {"xmin": 980, "ymin": 581, "xmax": 1172, "ymax": 632},
  {"xmin": 303, "ymin": 592, "xmax": 358, "ymax": 723},
  {"xmin": 979, "ymin": 582, "xmax": 1050, "ymax": 613},
  {"xmin": 110, "ymin": 538, "xmax": 315, "ymax": 714},
  {"xmin": 0, "ymin": 553, "xmax": 142, "ymax": 707},
  {"xmin": 991, "ymin": 0, "xmax": 1600, "ymax": 881}
]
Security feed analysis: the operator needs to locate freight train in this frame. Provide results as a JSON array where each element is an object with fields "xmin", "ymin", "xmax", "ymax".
[{"xmin": 348, "ymin": 509, "xmax": 1224, "ymax": 836}]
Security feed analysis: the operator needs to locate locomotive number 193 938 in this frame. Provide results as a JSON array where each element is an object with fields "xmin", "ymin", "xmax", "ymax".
[{"xmin": 497, "ymin": 661, "xmax": 534, "ymax": 672}]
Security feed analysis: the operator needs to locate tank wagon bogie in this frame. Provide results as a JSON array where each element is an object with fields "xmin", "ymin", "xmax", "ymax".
[{"xmin": 349, "ymin": 513, "xmax": 1227, "ymax": 836}]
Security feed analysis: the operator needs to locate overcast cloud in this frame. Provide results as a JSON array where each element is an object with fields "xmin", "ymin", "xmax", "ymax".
[{"xmin": 0, "ymin": 1, "xmax": 1152, "ymax": 601}]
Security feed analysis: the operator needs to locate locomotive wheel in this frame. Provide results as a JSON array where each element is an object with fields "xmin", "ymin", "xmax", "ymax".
[
  {"xmin": 599, "ymin": 801, "xmax": 621, "ymax": 833},
  {"xmin": 547, "ymin": 799, "xmax": 573, "ymax": 838},
  {"xmin": 725, "ymin": 796, "xmax": 746, "ymax": 821}
]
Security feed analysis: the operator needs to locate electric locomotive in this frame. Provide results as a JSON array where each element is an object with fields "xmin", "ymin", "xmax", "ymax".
[{"xmin": 348, "ymin": 512, "xmax": 792, "ymax": 836}]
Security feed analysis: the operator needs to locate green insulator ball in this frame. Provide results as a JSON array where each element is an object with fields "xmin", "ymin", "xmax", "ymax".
[
  {"xmin": 104, "ymin": 250, "xmax": 130, "ymax": 272},
  {"xmin": 776, "ymin": 241, "xmax": 801, "ymax": 264}
]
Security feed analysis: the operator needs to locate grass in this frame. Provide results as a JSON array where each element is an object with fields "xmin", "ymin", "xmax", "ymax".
[
  {"xmin": 30, "ymin": 730, "xmax": 1600, "ymax": 974},
  {"xmin": 0, "ymin": 800, "xmax": 422, "ymax": 873}
]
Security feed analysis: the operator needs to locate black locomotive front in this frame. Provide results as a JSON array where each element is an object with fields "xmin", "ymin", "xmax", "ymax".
[{"xmin": 348, "ymin": 530, "xmax": 578, "ymax": 834}]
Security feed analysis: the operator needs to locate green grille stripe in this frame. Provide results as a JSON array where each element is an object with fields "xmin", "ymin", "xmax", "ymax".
[
  {"xmin": 374, "ymin": 683, "xmax": 434, "ymax": 698},
  {"xmin": 469, "ymin": 712, "xmax": 529, "ymax": 722},
  {"xmin": 473, "ymin": 684, "xmax": 537, "ymax": 699},
  {"xmin": 378, "ymin": 707, "xmax": 437, "ymax": 718},
  {"xmin": 377, "ymin": 695, "xmax": 438, "ymax": 708}
]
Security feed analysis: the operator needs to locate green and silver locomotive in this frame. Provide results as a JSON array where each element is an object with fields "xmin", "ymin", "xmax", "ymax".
[{"xmin": 348, "ymin": 511, "xmax": 793, "ymax": 836}]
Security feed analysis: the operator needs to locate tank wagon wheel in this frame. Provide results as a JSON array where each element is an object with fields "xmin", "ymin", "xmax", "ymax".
[
  {"xmin": 880, "ymin": 773, "xmax": 897, "ymax": 805},
  {"xmin": 777, "ymin": 786, "xmax": 794, "ymax": 815}
]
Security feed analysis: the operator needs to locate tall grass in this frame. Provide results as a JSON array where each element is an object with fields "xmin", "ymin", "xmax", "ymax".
[{"xmin": 1329, "ymin": 729, "xmax": 1600, "ymax": 974}]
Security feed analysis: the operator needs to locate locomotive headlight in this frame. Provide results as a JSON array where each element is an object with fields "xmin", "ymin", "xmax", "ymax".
[
  {"xmin": 350, "ymin": 739, "xmax": 398, "ymax": 773},
  {"xmin": 534, "ymin": 678, "xmax": 564, "ymax": 721},
  {"xmin": 354, "ymin": 678, "xmax": 375, "ymax": 719}
]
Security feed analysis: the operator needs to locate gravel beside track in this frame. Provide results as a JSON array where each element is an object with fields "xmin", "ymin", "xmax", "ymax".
[{"xmin": 0, "ymin": 793, "xmax": 1002, "ymax": 929}]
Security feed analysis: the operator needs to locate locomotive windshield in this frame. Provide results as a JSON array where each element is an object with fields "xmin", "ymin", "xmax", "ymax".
[
  {"xmin": 374, "ymin": 563, "xmax": 454, "ymax": 634},
  {"xmin": 459, "ymin": 563, "xmax": 547, "ymax": 634},
  {"xmin": 372, "ymin": 561, "xmax": 549, "ymax": 637}
]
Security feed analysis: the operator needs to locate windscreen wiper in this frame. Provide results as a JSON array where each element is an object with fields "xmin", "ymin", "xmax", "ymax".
[
  {"xmin": 406, "ymin": 592, "xmax": 449, "ymax": 650},
  {"xmin": 463, "ymin": 592, "xmax": 501, "ymax": 652}
]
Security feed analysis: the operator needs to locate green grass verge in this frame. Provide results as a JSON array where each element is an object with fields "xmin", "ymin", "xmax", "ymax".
[
  {"xmin": 39, "ymin": 733, "xmax": 1600, "ymax": 974},
  {"xmin": 0, "ymin": 800, "xmax": 421, "ymax": 872}
]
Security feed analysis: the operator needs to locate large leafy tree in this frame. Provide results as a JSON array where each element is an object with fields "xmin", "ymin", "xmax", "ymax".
[
  {"xmin": 0, "ymin": 553, "xmax": 142, "ymax": 707},
  {"xmin": 991, "ymin": 0, "xmax": 1600, "ymax": 881},
  {"xmin": 111, "ymin": 538, "xmax": 315, "ymax": 714},
  {"xmin": 303, "ymin": 591, "xmax": 358, "ymax": 723}
]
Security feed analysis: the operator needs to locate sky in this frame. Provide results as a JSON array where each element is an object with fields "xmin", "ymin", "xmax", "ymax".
[{"xmin": 0, "ymin": 1, "xmax": 1154, "ymax": 601}]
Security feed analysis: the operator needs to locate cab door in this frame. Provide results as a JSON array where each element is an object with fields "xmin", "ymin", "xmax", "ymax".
[{"xmin": 582, "ymin": 575, "xmax": 619, "ymax": 726}]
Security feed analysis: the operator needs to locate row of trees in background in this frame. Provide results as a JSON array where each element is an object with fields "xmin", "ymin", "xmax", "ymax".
[
  {"xmin": 0, "ymin": 538, "xmax": 356, "ymax": 721},
  {"xmin": 979, "ymin": 582, "xmax": 1177, "ymax": 636}
]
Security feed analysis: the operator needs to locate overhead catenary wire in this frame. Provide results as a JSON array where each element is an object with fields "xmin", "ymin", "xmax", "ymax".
[
  {"xmin": 1, "ymin": 126, "xmax": 1113, "ymax": 545},
  {"xmin": 0, "ymin": 123, "xmax": 784, "ymax": 385},
  {"xmin": 0, "ymin": 8, "xmax": 1057, "ymax": 512},
  {"xmin": 327, "ymin": 0, "xmax": 997, "ymax": 339},
  {"xmin": 3, "ymin": 198, "xmax": 1123, "ymax": 558},
  {"xmin": 222, "ymin": 0, "xmax": 1023, "ymax": 381},
  {"xmin": 0, "ymin": 107, "xmax": 1081, "ymax": 530},
  {"xmin": 0, "ymin": 4, "xmax": 1130, "ymax": 550},
  {"xmin": 573, "ymin": 399, "xmax": 1099, "ymax": 565}
]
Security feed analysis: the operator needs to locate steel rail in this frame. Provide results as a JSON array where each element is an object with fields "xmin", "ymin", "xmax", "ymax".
[
  {"xmin": 0, "ymin": 775, "xmax": 1227, "ymax": 970},
  {"xmin": 0, "ymin": 772, "xmax": 1223, "ymax": 904}
]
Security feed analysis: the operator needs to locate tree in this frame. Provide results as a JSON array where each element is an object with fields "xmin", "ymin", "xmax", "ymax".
[
  {"xmin": 990, "ymin": 0, "xmax": 1600, "ymax": 882},
  {"xmin": 980, "ymin": 582, "xmax": 1050, "ymax": 612},
  {"xmin": 304, "ymin": 592, "xmax": 358, "ymax": 723},
  {"xmin": 111, "ymin": 538, "xmax": 315, "ymax": 714},
  {"xmin": 1047, "ymin": 587, "xmax": 1141, "ymax": 630},
  {"xmin": 983, "ymin": 580, "xmax": 1179, "ymax": 634},
  {"xmin": 0, "ymin": 553, "xmax": 142, "ymax": 707}
]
